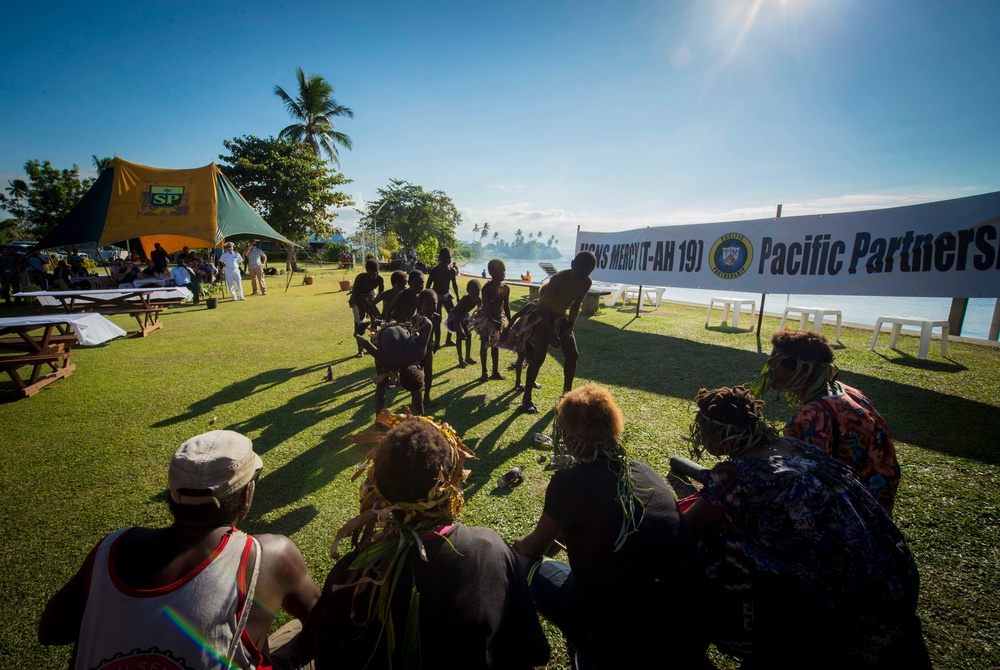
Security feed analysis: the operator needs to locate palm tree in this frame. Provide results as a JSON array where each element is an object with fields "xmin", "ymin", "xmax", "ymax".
[
  {"xmin": 492, "ymin": 232, "xmax": 500, "ymax": 245},
  {"xmin": 472, "ymin": 223, "xmax": 480, "ymax": 242},
  {"xmin": 480, "ymin": 222, "xmax": 490, "ymax": 245},
  {"xmin": 5, "ymin": 179, "xmax": 28, "ymax": 201},
  {"xmin": 274, "ymin": 67, "xmax": 354, "ymax": 166},
  {"xmin": 92, "ymin": 156, "xmax": 113, "ymax": 176}
]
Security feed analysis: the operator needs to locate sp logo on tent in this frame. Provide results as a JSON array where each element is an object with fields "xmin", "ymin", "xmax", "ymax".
[{"xmin": 142, "ymin": 185, "xmax": 189, "ymax": 215}]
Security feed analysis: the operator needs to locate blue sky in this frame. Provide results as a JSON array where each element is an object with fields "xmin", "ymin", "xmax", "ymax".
[{"xmin": 2, "ymin": 0, "xmax": 998, "ymax": 255}]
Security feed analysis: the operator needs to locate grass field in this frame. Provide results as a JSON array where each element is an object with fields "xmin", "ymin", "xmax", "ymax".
[{"xmin": 2, "ymin": 268, "xmax": 998, "ymax": 668}]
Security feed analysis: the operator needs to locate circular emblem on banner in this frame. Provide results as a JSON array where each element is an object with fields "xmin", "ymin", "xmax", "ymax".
[{"xmin": 709, "ymin": 233, "xmax": 753, "ymax": 279}]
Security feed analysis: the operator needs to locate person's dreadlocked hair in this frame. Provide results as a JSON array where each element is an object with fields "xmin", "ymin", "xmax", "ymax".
[
  {"xmin": 689, "ymin": 386, "xmax": 778, "ymax": 460},
  {"xmin": 329, "ymin": 412, "xmax": 475, "ymax": 668},
  {"xmin": 751, "ymin": 329, "xmax": 837, "ymax": 407},
  {"xmin": 372, "ymin": 419, "xmax": 459, "ymax": 507},
  {"xmin": 557, "ymin": 384, "xmax": 643, "ymax": 552}
]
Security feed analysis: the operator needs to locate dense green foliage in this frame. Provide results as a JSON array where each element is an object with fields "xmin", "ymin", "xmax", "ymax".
[
  {"xmin": 0, "ymin": 160, "xmax": 94, "ymax": 239},
  {"xmin": 274, "ymin": 67, "xmax": 353, "ymax": 167},
  {"xmin": 358, "ymin": 179, "xmax": 461, "ymax": 252},
  {"xmin": 219, "ymin": 135, "xmax": 354, "ymax": 243},
  {"xmin": 1, "ymin": 279, "xmax": 998, "ymax": 668}
]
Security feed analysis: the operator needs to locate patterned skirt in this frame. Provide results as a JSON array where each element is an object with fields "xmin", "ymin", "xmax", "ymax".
[
  {"xmin": 470, "ymin": 309, "xmax": 507, "ymax": 346},
  {"xmin": 497, "ymin": 302, "xmax": 567, "ymax": 353},
  {"xmin": 446, "ymin": 310, "xmax": 471, "ymax": 334}
]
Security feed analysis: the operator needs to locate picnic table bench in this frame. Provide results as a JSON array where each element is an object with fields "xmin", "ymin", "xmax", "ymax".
[
  {"xmin": 14, "ymin": 287, "xmax": 192, "ymax": 337},
  {"xmin": 0, "ymin": 313, "xmax": 126, "ymax": 398}
]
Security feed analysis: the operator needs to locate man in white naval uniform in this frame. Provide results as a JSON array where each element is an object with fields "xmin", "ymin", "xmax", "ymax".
[{"xmin": 220, "ymin": 241, "xmax": 246, "ymax": 300}]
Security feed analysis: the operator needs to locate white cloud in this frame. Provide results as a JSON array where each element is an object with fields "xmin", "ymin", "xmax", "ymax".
[{"xmin": 457, "ymin": 188, "xmax": 981, "ymax": 253}]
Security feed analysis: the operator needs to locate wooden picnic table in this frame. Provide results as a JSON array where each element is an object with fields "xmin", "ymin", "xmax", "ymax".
[
  {"xmin": 14, "ymin": 287, "xmax": 193, "ymax": 337},
  {"xmin": 0, "ymin": 313, "xmax": 127, "ymax": 398}
]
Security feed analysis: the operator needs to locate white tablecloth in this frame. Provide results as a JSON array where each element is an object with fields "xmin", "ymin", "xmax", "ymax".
[
  {"xmin": 15, "ymin": 287, "xmax": 194, "ymax": 306},
  {"xmin": 0, "ymin": 313, "xmax": 128, "ymax": 346}
]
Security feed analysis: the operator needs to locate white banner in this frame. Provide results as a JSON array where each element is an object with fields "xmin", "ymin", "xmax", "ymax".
[{"xmin": 576, "ymin": 191, "xmax": 1000, "ymax": 298}]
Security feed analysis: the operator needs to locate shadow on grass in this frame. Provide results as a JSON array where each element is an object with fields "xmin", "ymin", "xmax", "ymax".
[
  {"xmin": 413, "ymin": 374, "xmax": 555, "ymax": 503},
  {"xmin": 575, "ymin": 319, "xmax": 1000, "ymax": 465},
  {"xmin": 244, "ymin": 504, "xmax": 319, "ymax": 538},
  {"xmin": 149, "ymin": 361, "xmax": 378, "ymax": 522},
  {"xmin": 151, "ymin": 363, "xmax": 331, "ymax": 428},
  {"xmin": 870, "ymin": 350, "xmax": 968, "ymax": 373}
]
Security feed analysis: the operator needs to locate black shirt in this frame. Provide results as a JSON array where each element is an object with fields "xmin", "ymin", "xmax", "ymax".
[
  {"xmin": 305, "ymin": 524, "xmax": 549, "ymax": 669},
  {"xmin": 543, "ymin": 459, "xmax": 706, "ymax": 663}
]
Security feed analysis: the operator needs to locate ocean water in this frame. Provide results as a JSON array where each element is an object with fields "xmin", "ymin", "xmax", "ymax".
[{"xmin": 457, "ymin": 259, "xmax": 999, "ymax": 341}]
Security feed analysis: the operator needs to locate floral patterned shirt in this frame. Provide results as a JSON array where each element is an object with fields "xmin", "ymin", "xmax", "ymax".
[{"xmin": 784, "ymin": 383, "xmax": 899, "ymax": 515}]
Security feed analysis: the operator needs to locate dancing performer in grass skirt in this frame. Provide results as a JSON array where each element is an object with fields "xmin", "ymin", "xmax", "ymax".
[
  {"xmin": 471, "ymin": 259, "xmax": 511, "ymax": 382},
  {"xmin": 448, "ymin": 279, "xmax": 482, "ymax": 368}
]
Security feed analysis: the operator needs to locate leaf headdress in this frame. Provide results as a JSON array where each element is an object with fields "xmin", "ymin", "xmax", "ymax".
[{"xmin": 329, "ymin": 410, "xmax": 475, "ymax": 669}]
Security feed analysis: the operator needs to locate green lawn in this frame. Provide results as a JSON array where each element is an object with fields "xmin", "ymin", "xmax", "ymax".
[{"xmin": 2, "ymin": 269, "xmax": 998, "ymax": 668}]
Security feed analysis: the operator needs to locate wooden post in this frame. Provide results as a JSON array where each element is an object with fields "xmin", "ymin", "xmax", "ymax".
[
  {"xmin": 989, "ymin": 299, "xmax": 1000, "ymax": 341},
  {"xmin": 757, "ymin": 205, "xmax": 780, "ymax": 353},
  {"xmin": 948, "ymin": 298, "xmax": 968, "ymax": 336}
]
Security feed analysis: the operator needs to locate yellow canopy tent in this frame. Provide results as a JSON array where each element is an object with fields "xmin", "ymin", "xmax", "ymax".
[{"xmin": 35, "ymin": 158, "xmax": 293, "ymax": 255}]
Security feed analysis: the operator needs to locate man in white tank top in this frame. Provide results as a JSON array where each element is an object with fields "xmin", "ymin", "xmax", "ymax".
[{"xmin": 39, "ymin": 430, "xmax": 319, "ymax": 669}]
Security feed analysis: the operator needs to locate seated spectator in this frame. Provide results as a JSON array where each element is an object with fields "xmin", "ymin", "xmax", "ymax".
[
  {"xmin": 67, "ymin": 247, "xmax": 83, "ymax": 268},
  {"xmin": 753, "ymin": 329, "xmax": 900, "ymax": 515},
  {"xmin": 514, "ymin": 384, "xmax": 707, "ymax": 668},
  {"xmin": 139, "ymin": 260, "xmax": 158, "ymax": 279},
  {"xmin": 169, "ymin": 259, "xmax": 200, "ymax": 304},
  {"xmin": 107, "ymin": 259, "xmax": 123, "ymax": 282},
  {"xmin": 683, "ymin": 386, "xmax": 926, "ymax": 667},
  {"xmin": 39, "ymin": 430, "xmax": 320, "ymax": 669},
  {"xmin": 117, "ymin": 259, "xmax": 141, "ymax": 287},
  {"xmin": 52, "ymin": 260, "xmax": 73, "ymax": 290},
  {"xmin": 302, "ymin": 414, "xmax": 549, "ymax": 669},
  {"xmin": 197, "ymin": 255, "xmax": 217, "ymax": 284}
]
